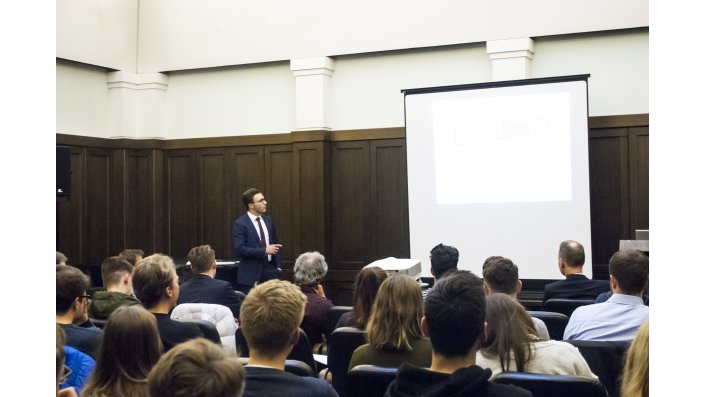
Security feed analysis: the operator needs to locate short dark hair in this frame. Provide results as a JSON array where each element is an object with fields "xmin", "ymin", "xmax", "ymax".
[
  {"xmin": 482, "ymin": 256, "xmax": 519, "ymax": 294},
  {"xmin": 101, "ymin": 256, "xmax": 134, "ymax": 287},
  {"xmin": 56, "ymin": 265, "xmax": 91, "ymax": 314},
  {"xmin": 559, "ymin": 240, "xmax": 585, "ymax": 267},
  {"xmin": 188, "ymin": 245, "xmax": 216, "ymax": 274},
  {"xmin": 424, "ymin": 270, "xmax": 485, "ymax": 358},
  {"xmin": 242, "ymin": 188, "xmax": 261, "ymax": 211},
  {"xmin": 609, "ymin": 250, "xmax": 649, "ymax": 295},
  {"xmin": 132, "ymin": 254, "xmax": 176, "ymax": 309},
  {"xmin": 429, "ymin": 243, "xmax": 459, "ymax": 279},
  {"xmin": 119, "ymin": 249, "xmax": 145, "ymax": 266}
]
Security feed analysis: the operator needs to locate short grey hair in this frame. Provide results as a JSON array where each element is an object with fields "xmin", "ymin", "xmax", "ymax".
[{"xmin": 293, "ymin": 251, "xmax": 328, "ymax": 286}]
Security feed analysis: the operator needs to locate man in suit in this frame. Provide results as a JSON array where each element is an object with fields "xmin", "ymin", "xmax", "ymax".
[
  {"xmin": 178, "ymin": 244, "xmax": 244, "ymax": 318},
  {"xmin": 542, "ymin": 240, "xmax": 609, "ymax": 304},
  {"xmin": 232, "ymin": 188, "xmax": 282, "ymax": 293}
]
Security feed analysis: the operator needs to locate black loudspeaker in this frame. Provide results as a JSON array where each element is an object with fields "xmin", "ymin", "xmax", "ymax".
[{"xmin": 57, "ymin": 146, "xmax": 71, "ymax": 197}]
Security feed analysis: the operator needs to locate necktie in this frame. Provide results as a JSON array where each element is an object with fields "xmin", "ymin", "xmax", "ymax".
[{"xmin": 256, "ymin": 217, "xmax": 267, "ymax": 247}]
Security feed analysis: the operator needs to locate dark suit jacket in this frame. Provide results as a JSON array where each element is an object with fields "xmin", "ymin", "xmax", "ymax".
[
  {"xmin": 177, "ymin": 274, "xmax": 244, "ymax": 318},
  {"xmin": 232, "ymin": 213, "xmax": 280, "ymax": 286},
  {"xmin": 542, "ymin": 274, "xmax": 610, "ymax": 304}
]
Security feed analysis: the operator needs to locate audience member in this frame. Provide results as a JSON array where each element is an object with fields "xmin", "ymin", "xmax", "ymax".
[
  {"xmin": 56, "ymin": 265, "xmax": 103, "ymax": 358},
  {"xmin": 56, "ymin": 326, "xmax": 81, "ymax": 397},
  {"xmin": 385, "ymin": 270, "xmax": 531, "ymax": 397},
  {"xmin": 336, "ymin": 266, "xmax": 388, "ymax": 329},
  {"xmin": 595, "ymin": 287, "xmax": 650, "ymax": 306},
  {"xmin": 482, "ymin": 256, "xmax": 550, "ymax": 341},
  {"xmin": 88, "ymin": 256, "xmax": 141, "ymax": 320},
  {"xmin": 621, "ymin": 319, "xmax": 649, "ymax": 397},
  {"xmin": 542, "ymin": 240, "xmax": 609, "ymax": 304},
  {"xmin": 178, "ymin": 244, "xmax": 244, "ymax": 318},
  {"xmin": 476, "ymin": 293, "xmax": 595, "ymax": 380},
  {"xmin": 132, "ymin": 253, "xmax": 204, "ymax": 351},
  {"xmin": 57, "ymin": 251, "xmax": 68, "ymax": 266},
  {"xmin": 293, "ymin": 251, "xmax": 334, "ymax": 346},
  {"xmin": 564, "ymin": 249, "xmax": 649, "ymax": 342},
  {"xmin": 422, "ymin": 243, "xmax": 459, "ymax": 298},
  {"xmin": 119, "ymin": 248, "xmax": 145, "ymax": 266},
  {"xmin": 148, "ymin": 338, "xmax": 246, "ymax": 397},
  {"xmin": 81, "ymin": 305, "xmax": 163, "ymax": 397},
  {"xmin": 240, "ymin": 279, "xmax": 339, "ymax": 397},
  {"xmin": 348, "ymin": 274, "xmax": 431, "ymax": 370}
]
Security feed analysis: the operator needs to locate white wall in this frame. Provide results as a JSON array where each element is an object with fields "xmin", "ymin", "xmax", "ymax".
[{"xmin": 56, "ymin": 60, "xmax": 110, "ymax": 137}]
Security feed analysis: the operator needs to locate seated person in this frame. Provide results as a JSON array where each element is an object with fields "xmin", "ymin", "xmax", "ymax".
[
  {"xmin": 178, "ymin": 244, "xmax": 244, "ymax": 318},
  {"xmin": 476, "ymin": 294, "xmax": 595, "ymax": 380},
  {"xmin": 57, "ymin": 251, "xmax": 68, "ymax": 266},
  {"xmin": 422, "ymin": 243, "xmax": 459, "ymax": 299},
  {"xmin": 336, "ymin": 266, "xmax": 387, "ymax": 329},
  {"xmin": 56, "ymin": 325, "xmax": 89, "ymax": 397},
  {"xmin": 132, "ymin": 253, "xmax": 204, "ymax": 351},
  {"xmin": 595, "ymin": 287, "xmax": 649, "ymax": 306},
  {"xmin": 621, "ymin": 319, "xmax": 649, "ymax": 397},
  {"xmin": 239, "ymin": 279, "xmax": 339, "ymax": 397},
  {"xmin": 293, "ymin": 251, "xmax": 333, "ymax": 346},
  {"xmin": 56, "ymin": 265, "xmax": 102, "ymax": 358},
  {"xmin": 385, "ymin": 270, "xmax": 531, "ymax": 397},
  {"xmin": 348, "ymin": 274, "xmax": 431, "ymax": 371},
  {"xmin": 88, "ymin": 256, "xmax": 141, "ymax": 320},
  {"xmin": 119, "ymin": 248, "xmax": 144, "ymax": 266},
  {"xmin": 564, "ymin": 249, "xmax": 649, "ymax": 342},
  {"xmin": 148, "ymin": 338, "xmax": 246, "ymax": 397},
  {"xmin": 543, "ymin": 240, "xmax": 609, "ymax": 304}
]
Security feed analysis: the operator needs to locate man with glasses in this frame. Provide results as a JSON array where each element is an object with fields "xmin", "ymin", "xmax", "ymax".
[
  {"xmin": 56, "ymin": 265, "xmax": 103, "ymax": 358},
  {"xmin": 232, "ymin": 187, "xmax": 282, "ymax": 294}
]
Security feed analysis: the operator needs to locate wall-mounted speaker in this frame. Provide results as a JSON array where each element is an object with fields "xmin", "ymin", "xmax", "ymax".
[{"xmin": 57, "ymin": 146, "xmax": 71, "ymax": 197}]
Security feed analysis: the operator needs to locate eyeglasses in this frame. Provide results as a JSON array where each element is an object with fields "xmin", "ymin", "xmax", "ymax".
[
  {"xmin": 78, "ymin": 294, "xmax": 90, "ymax": 302},
  {"xmin": 59, "ymin": 365, "xmax": 72, "ymax": 384}
]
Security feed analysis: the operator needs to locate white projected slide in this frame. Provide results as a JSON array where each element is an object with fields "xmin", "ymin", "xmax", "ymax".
[{"xmin": 405, "ymin": 78, "xmax": 592, "ymax": 280}]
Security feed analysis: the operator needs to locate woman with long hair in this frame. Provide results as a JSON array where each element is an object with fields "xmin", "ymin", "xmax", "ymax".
[
  {"xmin": 621, "ymin": 319, "xmax": 648, "ymax": 397},
  {"xmin": 477, "ymin": 293, "xmax": 595, "ymax": 379},
  {"xmin": 336, "ymin": 266, "xmax": 388, "ymax": 329},
  {"xmin": 348, "ymin": 274, "xmax": 431, "ymax": 370},
  {"xmin": 80, "ymin": 305, "xmax": 163, "ymax": 397}
]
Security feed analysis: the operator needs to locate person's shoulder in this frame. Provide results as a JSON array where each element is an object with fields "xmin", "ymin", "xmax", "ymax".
[{"xmin": 296, "ymin": 375, "xmax": 338, "ymax": 396}]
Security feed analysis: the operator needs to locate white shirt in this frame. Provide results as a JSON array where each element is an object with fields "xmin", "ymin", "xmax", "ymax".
[
  {"xmin": 563, "ymin": 294, "xmax": 648, "ymax": 342},
  {"xmin": 247, "ymin": 211, "xmax": 271, "ymax": 261}
]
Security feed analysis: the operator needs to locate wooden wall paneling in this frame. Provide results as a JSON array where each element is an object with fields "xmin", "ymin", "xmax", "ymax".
[
  {"xmin": 293, "ymin": 141, "xmax": 331, "ymax": 257},
  {"xmin": 197, "ymin": 148, "xmax": 230, "ymax": 258},
  {"xmin": 227, "ymin": 146, "xmax": 266, "ymax": 259},
  {"xmin": 152, "ymin": 149, "xmax": 167, "ymax": 254},
  {"xmin": 264, "ymin": 144, "xmax": 295, "ymax": 273},
  {"xmin": 165, "ymin": 150, "xmax": 198, "ymax": 260},
  {"xmin": 108, "ymin": 149, "xmax": 126, "ymax": 256},
  {"xmin": 84, "ymin": 148, "xmax": 111, "ymax": 265},
  {"xmin": 124, "ymin": 150, "xmax": 158, "ymax": 255},
  {"xmin": 57, "ymin": 147, "xmax": 86, "ymax": 268},
  {"xmin": 629, "ymin": 126, "xmax": 649, "ymax": 237}
]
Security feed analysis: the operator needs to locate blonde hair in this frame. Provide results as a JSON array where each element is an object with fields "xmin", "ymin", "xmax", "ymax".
[
  {"xmin": 621, "ymin": 319, "xmax": 649, "ymax": 397},
  {"xmin": 240, "ymin": 279, "xmax": 307, "ymax": 356},
  {"xmin": 366, "ymin": 274, "xmax": 424, "ymax": 351},
  {"xmin": 132, "ymin": 254, "xmax": 176, "ymax": 309}
]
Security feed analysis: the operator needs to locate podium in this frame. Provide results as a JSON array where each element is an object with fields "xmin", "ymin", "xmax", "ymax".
[{"xmin": 619, "ymin": 240, "xmax": 649, "ymax": 254}]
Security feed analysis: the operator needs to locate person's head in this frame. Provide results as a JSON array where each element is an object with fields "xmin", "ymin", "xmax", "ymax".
[
  {"xmin": 293, "ymin": 251, "xmax": 328, "ymax": 287},
  {"xmin": 558, "ymin": 240, "xmax": 585, "ymax": 274},
  {"xmin": 119, "ymin": 249, "xmax": 145, "ymax": 266},
  {"xmin": 100, "ymin": 256, "xmax": 135, "ymax": 293},
  {"xmin": 481, "ymin": 293, "xmax": 538, "ymax": 372},
  {"xmin": 423, "ymin": 270, "xmax": 485, "ymax": 359},
  {"xmin": 609, "ymin": 249, "xmax": 649, "ymax": 296},
  {"xmin": 148, "ymin": 338, "xmax": 245, "ymax": 397},
  {"xmin": 351, "ymin": 266, "xmax": 388, "ymax": 329},
  {"xmin": 429, "ymin": 243, "xmax": 459, "ymax": 280},
  {"xmin": 56, "ymin": 251, "xmax": 68, "ymax": 266},
  {"xmin": 621, "ymin": 319, "xmax": 649, "ymax": 397},
  {"xmin": 56, "ymin": 264, "xmax": 91, "ymax": 322},
  {"xmin": 188, "ymin": 245, "xmax": 217, "ymax": 275},
  {"xmin": 366, "ymin": 274, "xmax": 424, "ymax": 352},
  {"xmin": 482, "ymin": 256, "xmax": 521, "ymax": 297},
  {"xmin": 82, "ymin": 305, "xmax": 163, "ymax": 397},
  {"xmin": 132, "ymin": 254, "xmax": 179, "ymax": 310},
  {"xmin": 239, "ymin": 279, "xmax": 307, "ymax": 358},
  {"xmin": 242, "ymin": 187, "xmax": 267, "ymax": 215}
]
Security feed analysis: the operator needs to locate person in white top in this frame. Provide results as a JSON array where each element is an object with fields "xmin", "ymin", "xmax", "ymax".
[{"xmin": 476, "ymin": 293, "xmax": 596, "ymax": 381}]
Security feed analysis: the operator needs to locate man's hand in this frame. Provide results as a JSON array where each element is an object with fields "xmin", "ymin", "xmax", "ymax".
[
  {"xmin": 266, "ymin": 244, "xmax": 282, "ymax": 255},
  {"xmin": 314, "ymin": 283, "xmax": 326, "ymax": 298}
]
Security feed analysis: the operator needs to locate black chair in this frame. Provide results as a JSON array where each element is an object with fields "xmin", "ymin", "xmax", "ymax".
[
  {"xmin": 175, "ymin": 318, "xmax": 222, "ymax": 345},
  {"xmin": 88, "ymin": 317, "xmax": 107, "ymax": 329},
  {"xmin": 528, "ymin": 311, "xmax": 569, "ymax": 340},
  {"xmin": 493, "ymin": 372, "xmax": 608, "ymax": 397},
  {"xmin": 325, "ymin": 306, "xmax": 353, "ymax": 339},
  {"xmin": 238, "ymin": 357, "xmax": 316, "ymax": 377},
  {"xmin": 566, "ymin": 340, "xmax": 630, "ymax": 397},
  {"xmin": 328, "ymin": 326, "xmax": 368, "ymax": 397},
  {"xmin": 235, "ymin": 327, "xmax": 317, "ymax": 373},
  {"xmin": 347, "ymin": 365, "xmax": 397, "ymax": 397},
  {"xmin": 542, "ymin": 298, "xmax": 595, "ymax": 317}
]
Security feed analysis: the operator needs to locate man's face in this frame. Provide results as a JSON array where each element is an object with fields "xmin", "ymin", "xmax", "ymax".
[
  {"xmin": 73, "ymin": 293, "xmax": 89, "ymax": 322},
  {"xmin": 249, "ymin": 193, "xmax": 268, "ymax": 215}
]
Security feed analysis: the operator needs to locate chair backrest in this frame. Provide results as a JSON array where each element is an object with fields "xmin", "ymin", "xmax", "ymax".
[
  {"xmin": 527, "ymin": 311, "xmax": 570, "ymax": 340},
  {"xmin": 175, "ymin": 318, "xmax": 222, "ymax": 345},
  {"xmin": 565, "ymin": 340, "xmax": 631, "ymax": 397},
  {"xmin": 235, "ymin": 327, "xmax": 317, "ymax": 373},
  {"xmin": 171, "ymin": 303, "xmax": 238, "ymax": 351},
  {"xmin": 347, "ymin": 365, "xmax": 397, "ymax": 397},
  {"xmin": 542, "ymin": 298, "xmax": 595, "ymax": 317},
  {"xmin": 238, "ymin": 357, "xmax": 316, "ymax": 377},
  {"xmin": 328, "ymin": 326, "xmax": 368, "ymax": 397},
  {"xmin": 493, "ymin": 372, "xmax": 608, "ymax": 397},
  {"xmin": 88, "ymin": 317, "xmax": 107, "ymax": 329},
  {"xmin": 325, "ymin": 306, "xmax": 353, "ymax": 339}
]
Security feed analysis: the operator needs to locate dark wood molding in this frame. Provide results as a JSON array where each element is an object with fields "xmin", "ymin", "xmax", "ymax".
[
  {"xmin": 588, "ymin": 114, "xmax": 648, "ymax": 129},
  {"xmin": 329, "ymin": 127, "xmax": 405, "ymax": 141}
]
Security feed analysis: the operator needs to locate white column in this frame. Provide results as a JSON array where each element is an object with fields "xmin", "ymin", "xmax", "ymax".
[
  {"xmin": 290, "ymin": 57, "xmax": 335, "ymax": 131},
  {"xmin": 107, "ymin": 71, "xmax": 168, "ymax": 139},
  {"xmin": 486, "ymin": 38, "xmax": 534, "ymax": 81}
]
